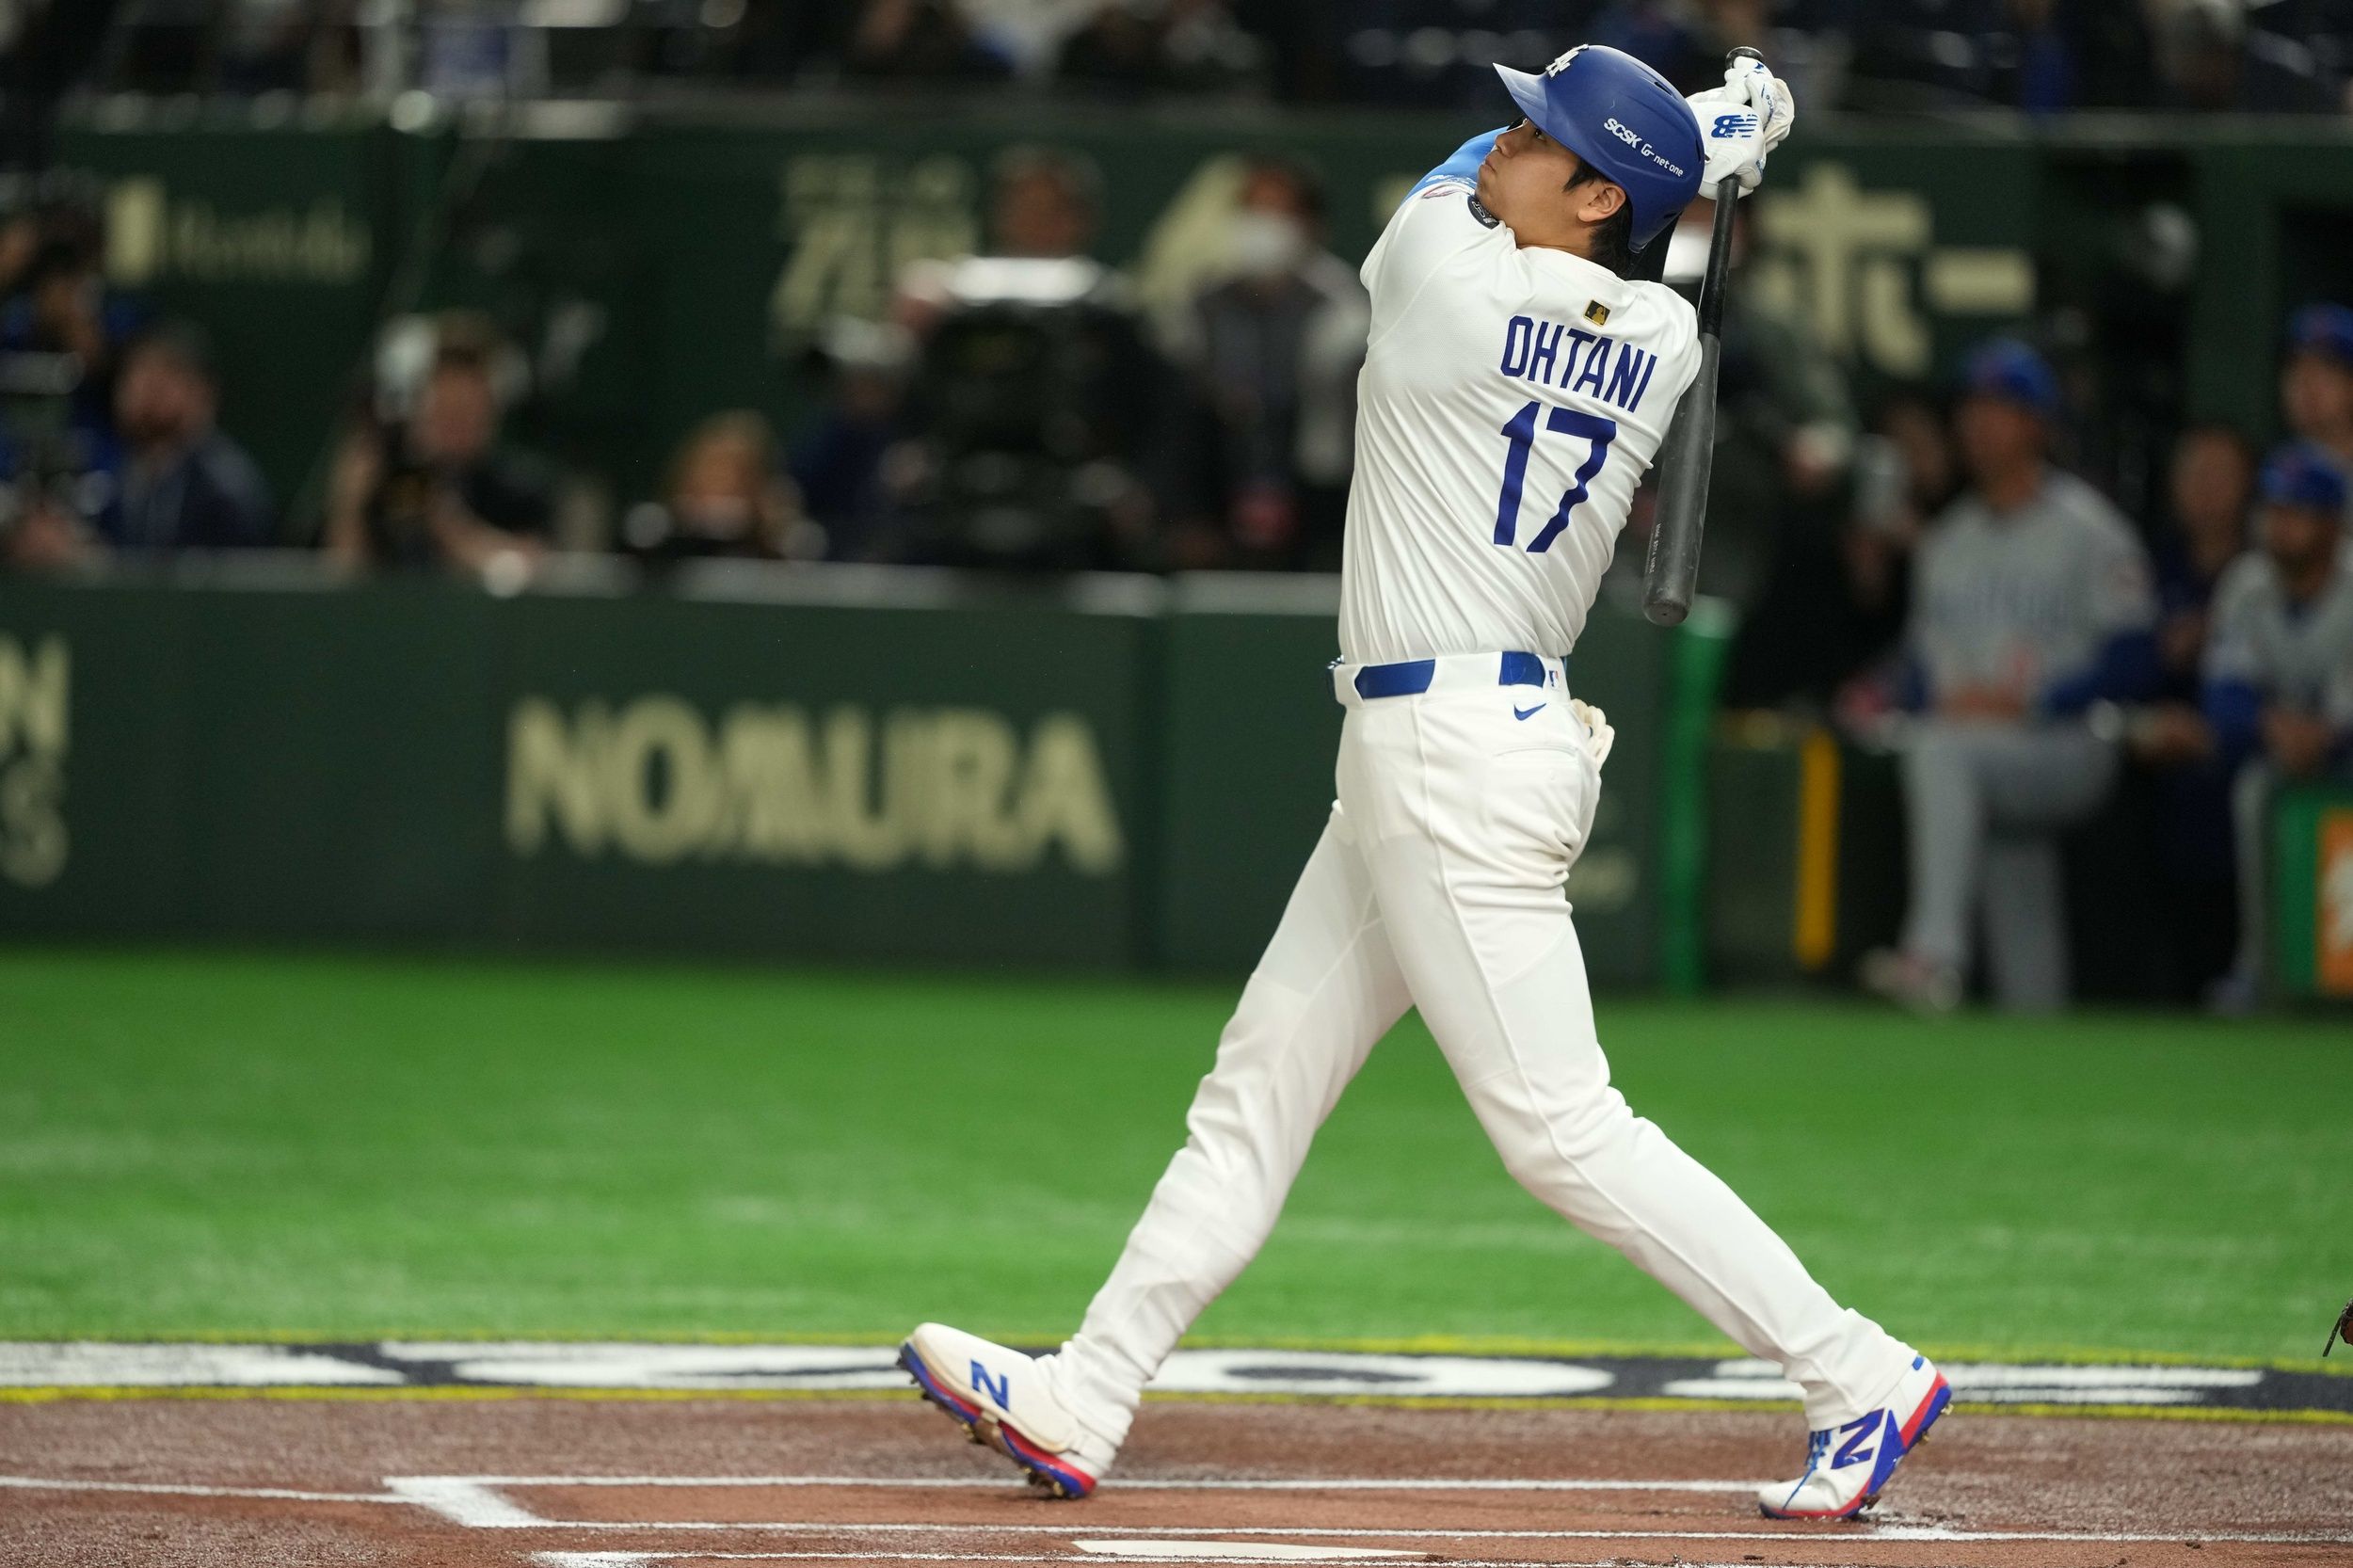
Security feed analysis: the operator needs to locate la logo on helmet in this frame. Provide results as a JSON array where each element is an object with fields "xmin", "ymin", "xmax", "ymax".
[{"xmin": 1544, "ymin": 46, "xmax": 1585, "ymax": 76}]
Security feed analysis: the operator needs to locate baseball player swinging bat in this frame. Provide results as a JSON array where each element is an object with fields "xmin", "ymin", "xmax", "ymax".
[
  {"xmin": 892, "ymin": 41, "xmax": 1949, "ymax": 1530},
  {"xmin": 1644, "ymin": 46, "xmax": 1764, "ymax": 628}
]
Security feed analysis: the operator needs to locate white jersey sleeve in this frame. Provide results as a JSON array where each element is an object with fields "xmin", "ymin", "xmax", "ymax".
[
  {"xmin": 2201, "ymin": 554, "xmax": 2272, "ymax": 691},
  {"xmin": 1337, "ymin": 172, "xmax": 1702, "ymax": 665}
]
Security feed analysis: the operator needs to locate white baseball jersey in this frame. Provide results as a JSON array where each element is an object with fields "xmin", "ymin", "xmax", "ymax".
[
  {"xmin": 1337, "ymin": 175, "xmax": 1702, "ymax": 664},
  {"xmin": 2204, "ymin": 543, "xmax": 2353, "ymax": 726},
  {"xmin": 1908, "ymin": 470, "xmax": 2154, "ymax": 708}
]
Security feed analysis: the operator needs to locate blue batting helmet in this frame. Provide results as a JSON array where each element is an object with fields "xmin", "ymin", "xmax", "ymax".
[{"xmin": 1494, "ymin": 45, "xmax": 1703, "ymax": 252}]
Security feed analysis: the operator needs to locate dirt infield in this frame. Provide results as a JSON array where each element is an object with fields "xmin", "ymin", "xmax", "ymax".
[{"xmin": 3, "ymin": 1396, "xmax": 2350, "ymax": 1568}]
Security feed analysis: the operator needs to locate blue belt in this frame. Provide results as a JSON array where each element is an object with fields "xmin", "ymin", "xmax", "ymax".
[{"xmin": 1352, "ymin": 650, "xmax": 1553, "ymax": 700}]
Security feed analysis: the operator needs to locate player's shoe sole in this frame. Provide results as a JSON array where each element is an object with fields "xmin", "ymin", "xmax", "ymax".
[
  {"xmin": 898, "ymin": 1340, "xmax": 1098, "ymax": 1499},
  {"xmin": 1757, "ymin": 1362, "xmax": 1952, "ymax": 1521}
]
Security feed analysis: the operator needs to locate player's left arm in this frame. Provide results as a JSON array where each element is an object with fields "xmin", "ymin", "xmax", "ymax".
[
  {"xmin": 1363, "ymin": 129, "xmax": 1514, "ymax": 333},
  {"xmin": 1407, "ymin": 129, "xmax": 1505, "ymax": 200}
]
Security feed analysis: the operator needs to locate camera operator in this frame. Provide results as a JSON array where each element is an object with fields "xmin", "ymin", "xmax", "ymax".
[
  {"xmin": 323, "ymin": 321, "xmax": 559, "ymax": 578},
  {"xmin": 0, "ymin": 217, "xmax": 144, "ymax": 456},
  {"xmin": 886, "ymin": 147, "xmax": 1167, "ymax": 570},
  {"xmin": 0, "ymin": 184, "xmax": 159, "ymax": 572}
]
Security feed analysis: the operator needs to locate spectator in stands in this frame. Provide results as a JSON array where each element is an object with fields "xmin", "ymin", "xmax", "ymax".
[
  {"xmin": 2202, "ymin": 442, "xmax": 2353, "ymax": 1011},
  {"xmin": 1850, "ymin": 388, "xmax": 1961, "ymax": 611},
  {"xmin": 1, "ymin": 323, "xmax": 274, "ymax": 569},
  {"xmin": 1056, "ymin": 0, "xmax": 1266, "ymax": 96},
  {"xmin": 1698, "ymin": 196, "xmax": 1860, "ymax": 617},
  {"xmin": 2155, "ymin": 0, "xmax": 2348, "ymax": 114},
  {"xmin": 1705, "ymin": 199, "xmax": 1883, "ymax": 709},
  {"xmin": 1162, "ymin": 155, "xmax": 1367, "ymax": 571},
  {"xmin": 1721, "ymin": 387, "xmax": 1934, "ymax": 714},
  {"xmin": 621, "ymin": 410, "xmax": 813, "ymax": 567},
  {"xmin": 1864, "ymin": 339, "xmax": 2159, "ymax": 1013},
  {"xmin": 2146, "ymin": 424, "xmax": 2256, "ymax": 712},
  {"xmin": 324, "ymin": 320, "xmax": 561, "ymax": 578},
  {"xmin": 2120, "ymin": 423, "xmax": 2256, "ymax": 999},
  {"xmin": 219, "ymin": 0, "xmax": 365, "ymax": 95},
  {"xmin": 0, "ymin": 213, "xmax": 146, "ymax": 473},
  {"xmin": 2118, "ymin": 424, "xmax": 2258, "ymax": 744},
  {"xmin": 790, "ymin": 318, "xmax": 916, "ymax": 563},
  {"xmin": 988, "ymin": 143, "xmax": 1098, "ymax": 260},
  {"xmin": 2281, "ymin": 303, "xmax": 2353, "ymax": 482},
  {"xmin": 849, "ymin": 0, "xmax": 1014, "ymax": 81},
  {"xmin": 1592, "ymin": 0, "xmax": 1769, "ymax": 93},
  {"xmin": 97, "ymin": 323, "xmax": 274, "ymax": 553}
]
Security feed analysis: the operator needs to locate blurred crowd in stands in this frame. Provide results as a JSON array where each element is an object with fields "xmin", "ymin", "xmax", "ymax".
[
  {"xmin": 1, "ymin": 143, "xmax": 2347, "ymax": 1016},
  {"xmin": 1, "ymin": 4, "xmax": 2350, "ymax": 1011},
  {"xmin": 0, "ymin": 183, "xmax": 274, "ymax": 567},
  {"xmin": 1818, "ymin": 317, "xmax": 2353, "ymax": 1018},
  {"xmin": 25, "ymin": 0, "xmax": 2353, "ymax": 115}
]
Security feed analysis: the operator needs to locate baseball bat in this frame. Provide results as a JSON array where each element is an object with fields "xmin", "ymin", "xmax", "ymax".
[{"xmin": 1641, "ymin": 47, "xmax": 1759, "ymax": 629}]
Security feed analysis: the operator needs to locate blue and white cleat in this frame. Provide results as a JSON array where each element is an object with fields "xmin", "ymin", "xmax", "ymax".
[
  {"xmin": 1756, "ymin": 1353, "xmax": 1951, "ymax": 1520},
  {"xmin": 900, "ymin": 1322, "xmax": 1115, "ymax": 1499}
]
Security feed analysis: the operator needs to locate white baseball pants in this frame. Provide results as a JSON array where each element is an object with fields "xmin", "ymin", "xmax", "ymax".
[{"xmin": 1055, "ymin": 653, "xmax": 1911, "ymax": 1443}]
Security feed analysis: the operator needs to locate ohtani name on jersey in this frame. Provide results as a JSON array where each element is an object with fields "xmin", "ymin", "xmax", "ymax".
[{"xmin": 1497, "ymin": 313, "xmax": 1660, "ymax": 413}]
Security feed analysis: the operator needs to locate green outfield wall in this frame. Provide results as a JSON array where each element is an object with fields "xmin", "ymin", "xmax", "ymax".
[
  {"xmin": 55, "ymin": 104, "xmax": 2353, "ymax": 511},
  {"xmin": 0, "ymin": 568, "xmax": 1697, "ymax": 981}
]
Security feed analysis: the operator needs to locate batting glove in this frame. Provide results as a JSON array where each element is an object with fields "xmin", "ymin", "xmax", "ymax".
[
  {"xmin": 1570, "ymin": 698, "xmax": 1615, "ymax": 772},
  {"xmin": 1687, "ymin": 56, "xmax": 1794, "ymax": 198}
]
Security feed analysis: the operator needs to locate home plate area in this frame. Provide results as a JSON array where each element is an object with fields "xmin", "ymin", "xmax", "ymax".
[{"xmin": 4, "ymin": 1384, "xmax": 2353, "ymax": 1568}]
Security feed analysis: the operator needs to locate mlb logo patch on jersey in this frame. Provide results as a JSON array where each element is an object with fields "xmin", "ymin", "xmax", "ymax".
[{"xmin": 1584, "ymin": 300, "xmax": 1610, "ymax": 327}]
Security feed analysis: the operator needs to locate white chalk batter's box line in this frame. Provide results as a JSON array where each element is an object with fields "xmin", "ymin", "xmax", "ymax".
[
  {"xmin": 373, "ymin": 1473, "xmax": 2353, "ymax": 1548},
  {"xmin": 7, "ymin": 1472, "xmax": 2353, "ymax": 1554}
]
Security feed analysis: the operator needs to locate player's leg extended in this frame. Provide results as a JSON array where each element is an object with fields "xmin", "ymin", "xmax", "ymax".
[
  {"xmin": 1340, "ymin": 687, "xmax": 1941, "ymax": 1516},
  {"xmin": 904, "ymin": 806, "xmax": 1410, "ymax": 1492},
  {"xmin": 1057, "ymin": 803, "xmax": 1411, "ymax": 1432}
]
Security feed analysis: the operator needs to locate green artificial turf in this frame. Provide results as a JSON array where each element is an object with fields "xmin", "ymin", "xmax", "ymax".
[{"xmin": 1, "ymin": 948, "xmax": 2346, "ymax": 1365}]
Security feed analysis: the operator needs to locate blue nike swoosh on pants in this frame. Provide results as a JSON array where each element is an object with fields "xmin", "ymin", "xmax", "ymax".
[{"xmin": 1513, "ymin": 704, "xmax": 1545, "ymax": 720}]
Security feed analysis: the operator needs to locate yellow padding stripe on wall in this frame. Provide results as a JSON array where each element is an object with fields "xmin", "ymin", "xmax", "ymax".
[{"xmin": 1793, "ymin": 728, "xmax": 1841, "ymax": 970}]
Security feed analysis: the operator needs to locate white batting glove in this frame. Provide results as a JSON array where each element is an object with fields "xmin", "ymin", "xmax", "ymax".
[
  {"xmin": 1687, "ymin": 55, "xmax": 1795, "ymax": 198},
  {"xmin": 1570, "ymin": 698, "xmax": 1615, "ymax": 772}
]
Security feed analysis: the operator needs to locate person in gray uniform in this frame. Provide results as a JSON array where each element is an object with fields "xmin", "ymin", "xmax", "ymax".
[
  {"xmin": 2202, "ymin": 442, "xmax": 2353, "ymax": 1012},
  {"xmin": 1865, "ymin": 340, "xmax": 2158, "ymax": 1013}
]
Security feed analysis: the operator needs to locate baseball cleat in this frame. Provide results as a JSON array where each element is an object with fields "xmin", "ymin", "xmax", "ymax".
[
  {"xmin": 900, "ymin": 1322, "xmax": 1113, "ymax": 1498},
  {"xmin": 1756, "ymin": 1353, "xmax": 1950, "ymax": 1520}
]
